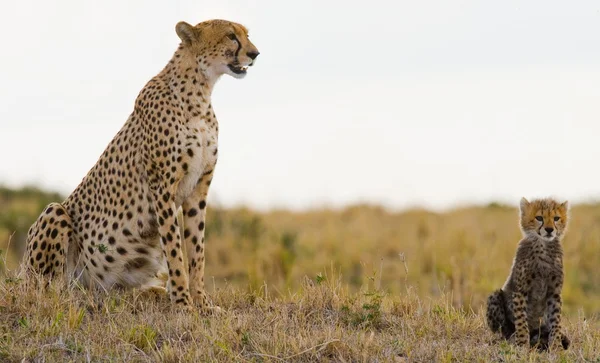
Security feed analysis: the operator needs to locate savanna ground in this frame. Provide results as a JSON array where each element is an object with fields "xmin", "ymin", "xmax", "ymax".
[{"xmin": 1, "ymin": 186, "xmax": 600, "ymax": 361}]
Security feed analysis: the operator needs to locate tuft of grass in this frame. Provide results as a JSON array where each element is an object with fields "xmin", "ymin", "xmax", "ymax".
[
  {"xmin": 340, "ymin": 291, "xmax": 385, "ymax": 329},
  {"xmin": 125, "ymin": 325, "xmax": 158, "ymax": 352}
]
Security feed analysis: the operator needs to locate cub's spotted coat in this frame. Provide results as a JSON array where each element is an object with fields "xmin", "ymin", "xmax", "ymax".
[{"xmin": 486, "ymin": 197, "xmax": 570, "ymax": 350}]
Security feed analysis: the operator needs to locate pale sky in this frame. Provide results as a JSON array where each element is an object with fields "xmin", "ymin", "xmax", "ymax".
[{"xmin": 1, "ymin": 1, "xmax": 600, "ymax": 211}]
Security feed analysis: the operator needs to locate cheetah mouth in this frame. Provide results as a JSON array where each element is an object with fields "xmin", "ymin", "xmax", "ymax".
[{"xmin": 227, "ymin": 64, "xmax": 248, "ymax": 75}]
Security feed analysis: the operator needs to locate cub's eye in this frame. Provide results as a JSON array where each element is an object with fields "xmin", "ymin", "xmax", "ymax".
[
  {"xmin": 535, "ymin": 216, "xmax": 543, "ymax": 222},
  {"xmin": 227, "ymin": 33, "xmax": 237, "ymax": 41},
  {"xmin": 554, "ymin": 216, "xmax": 560, "ymax": 222}
]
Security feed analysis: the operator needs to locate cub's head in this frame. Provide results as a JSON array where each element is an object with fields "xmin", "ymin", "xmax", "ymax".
[
  {"xmin": 519, "ymin": 197, "xmax": 569, "ymax": 241},
  {"xmin": 175, "ymin": 19, "xmax": 259, "ymax": 79}
]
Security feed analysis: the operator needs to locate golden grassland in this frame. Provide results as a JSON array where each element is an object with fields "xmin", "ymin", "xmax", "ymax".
[{"xmin": 1, "ymin": 186, "xmax": 600, "ymax": 361}]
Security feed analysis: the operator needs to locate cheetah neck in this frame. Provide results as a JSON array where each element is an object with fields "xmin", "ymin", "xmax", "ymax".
[
  {"xmin": 526, "ymin": 234, "xmax": 563, "ymax": 259},
  {"xmin": 162, "ymin": 49, "xmax": 217, "ymax": 115}
]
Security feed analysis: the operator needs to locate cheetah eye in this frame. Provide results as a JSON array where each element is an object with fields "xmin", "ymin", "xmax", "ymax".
[
  {"xmin": 554, "ymin": 216, "xmax": 560, "ymax": 222},
  {"xmin": 227, "ymin": 33, "xmax": 238, "ymax": 42},
  {"xmin": 535, "ymin": 216, "xmax": 543, "ymax": 222}
]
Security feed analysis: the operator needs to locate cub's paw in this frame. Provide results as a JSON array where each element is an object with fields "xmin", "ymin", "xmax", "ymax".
[
  {"xmin": 209, "ymin": 305, "xmax": 223, "ymax": 315},
  {"xmin": 553, "ymin": 333, "xmax": 570, "ymax": 351}
]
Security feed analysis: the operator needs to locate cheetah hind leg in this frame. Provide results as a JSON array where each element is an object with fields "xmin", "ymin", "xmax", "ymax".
[
  {"xmin": 486, "ymin": 289, "xmax": 515, "ymax": 340},
  {"xmin": 24, "ymin": 203, "xmax": 72, "ymax": 280}
]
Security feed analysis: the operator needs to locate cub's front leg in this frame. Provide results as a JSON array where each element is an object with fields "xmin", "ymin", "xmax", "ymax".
[
  {"xmin": 546, "ymin": 272, "xmax": 569, "ymax": 350},
  {"xmin": 513, "ymin": 265, "xmax": 531, "ymax": 347},
  {"xmin": 512, "ymin": 291, "xmax": 529, "ymax": 346}
]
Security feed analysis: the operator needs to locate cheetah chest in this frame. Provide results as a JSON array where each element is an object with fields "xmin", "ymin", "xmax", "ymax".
[
  {"xmin": 527, "ymin": 256, "xmax": 555, "ymax": 322},
  {"xmin": 174, "ymin": 122, "xmax": 218, "ymax": 206}
]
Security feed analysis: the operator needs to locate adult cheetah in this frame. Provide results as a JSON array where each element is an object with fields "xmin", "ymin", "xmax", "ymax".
[{"xmin": 23, "ymin": 19, "xmax": 259, "ymax": 312}]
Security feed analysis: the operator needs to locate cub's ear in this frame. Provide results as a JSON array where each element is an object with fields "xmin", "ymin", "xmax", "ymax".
[
  {"xmin": 176, "ymin": 21, "xmax": 199, "ymax": 45},
  {"xmin": 519, "ymin": 197, "xmax": 530, "ymax": 213},
  {"xmin": 561, "ymin": 200, "xmax": 569, "ymax": 210}
]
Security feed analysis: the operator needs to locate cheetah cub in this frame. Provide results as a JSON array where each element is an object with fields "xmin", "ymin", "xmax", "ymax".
[{"xmin": 486, "ymin": 197, "xmax": 570, "ymax": 350}]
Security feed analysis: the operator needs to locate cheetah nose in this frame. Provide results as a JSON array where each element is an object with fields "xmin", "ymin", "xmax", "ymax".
[
  {"xmin": 247, "ymin": 51, "xmax": 259, "ymax": 60},
  {"xmin": 545, "ymin": 227, "xmax": 554, "ymax": 234}
]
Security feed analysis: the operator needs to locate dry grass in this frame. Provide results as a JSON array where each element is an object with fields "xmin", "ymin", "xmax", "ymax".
[
  {"xmin": 3, "ymin": 194, "xmax": 600, "ymax": 361},
  {"xmin": 1, "ymin": 270, "xmax": 599, "ymax": 362}
]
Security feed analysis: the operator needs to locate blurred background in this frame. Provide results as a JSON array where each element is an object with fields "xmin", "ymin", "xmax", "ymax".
[{"xmin": 1, "ymin": 1, "xmax": 600, "ymax": 315}]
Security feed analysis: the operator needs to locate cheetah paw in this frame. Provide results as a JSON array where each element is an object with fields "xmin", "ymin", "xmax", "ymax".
[{"xmin": 137, "ymin": 285, "xmax": 168, "ymax": 300}]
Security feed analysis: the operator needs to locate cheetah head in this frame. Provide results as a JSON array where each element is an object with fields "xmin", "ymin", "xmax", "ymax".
[
  {"xmin": 519, "ymin": 197, "xmax": 569, "ymax": 241},
  {"xmin": 176, "ymin": 19, "xmax": 259, "ymax": 80}
]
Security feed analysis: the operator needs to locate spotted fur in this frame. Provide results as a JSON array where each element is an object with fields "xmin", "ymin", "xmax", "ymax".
[
  {"xmin": 23, "ymin": 19, "xmax": 259, "ymax": 313},
  {"xmin": 486, "ymin": 197, "xmax": 570, "ymax": 350}
]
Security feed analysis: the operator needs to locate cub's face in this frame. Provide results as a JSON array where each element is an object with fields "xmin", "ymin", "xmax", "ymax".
[
  {"xmin": 176, "ymin": 19, "xmax": 259, "ymax": 79},
  {"xmin": 520, "ymin": 197, "xmax": 569, "ymax": 241}
]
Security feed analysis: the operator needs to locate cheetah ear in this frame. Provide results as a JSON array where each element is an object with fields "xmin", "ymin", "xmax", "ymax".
[
  {"xmin": 176, "ymin": 21, "xmax": 199, "ymax": 45},
  {"xmin": 519, "ymin": 197, "xmax": 530, "ymax": 213},
  {"xmin": 561, "ymin": 200, "xmax": 569, "ymax": 210}
]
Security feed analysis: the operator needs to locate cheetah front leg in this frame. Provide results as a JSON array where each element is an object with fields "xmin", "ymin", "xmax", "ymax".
[
  {"xmin": 512, "ymin": 291, "xmax": 530, "ymax": 346},
  {"xmin": 512, "ymin": 265, "xmax": 532, "ymax": 347},
  {"xmin": 182, "ymin": 171, "xmax": 219, "ymax": 314},
  {"xmin": 153, "ymin": 188, "xmax": 191, "ymax": 309},
  {"xmin": 546, "ymin": 275, "xmax": 569, "ymax": 350}
]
